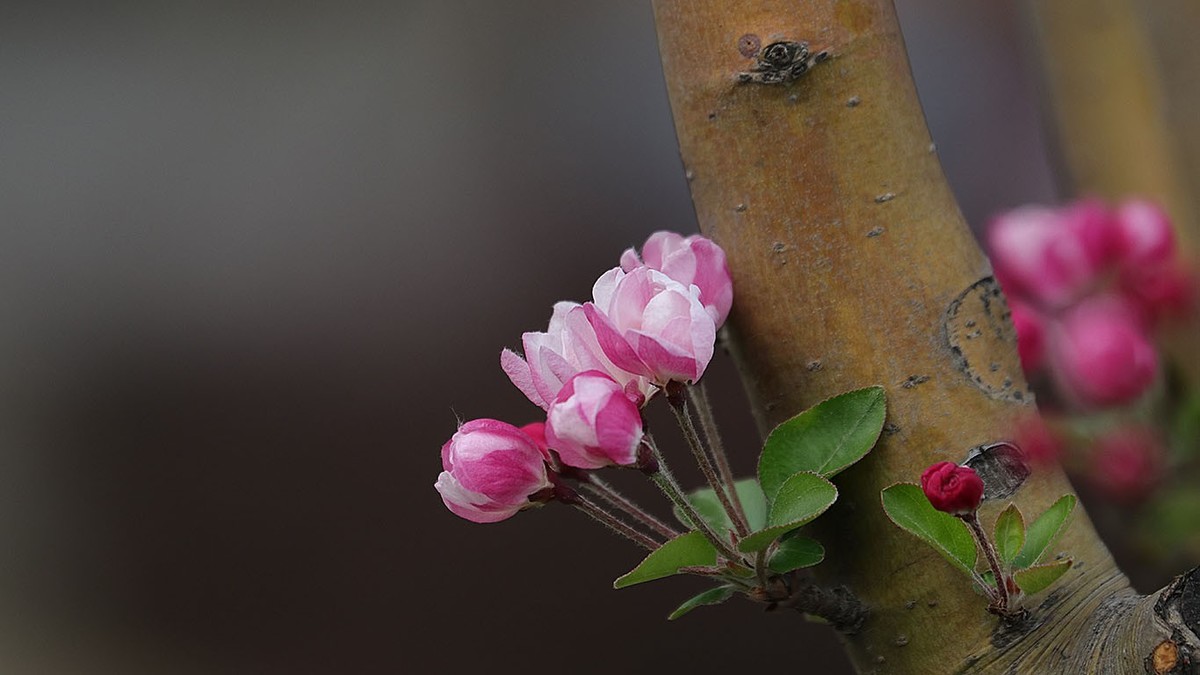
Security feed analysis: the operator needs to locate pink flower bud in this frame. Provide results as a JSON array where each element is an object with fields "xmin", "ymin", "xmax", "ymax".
[
  {"xmin": 1065, "ymin": 198, "xmax": 1122, "ymax": 269},
  {"xmin": 920, "ymin": 462, "xmax": 985, "ymax": 515},
  {"xmin": 545, "ymin": 371, "xmax": 644, "ymax": 470},
  {"xmin": 519, "ymin": 421, "xmax": 549, "ymax": 455},
  {"xmin": 1113, "ymin": 199, "xmax": 1175, "ymax": 267},
  {"xmin": 1013, "ymin": 413, "xmax": 1063, "ymax": 467},
  {"xmin": 1120, "ymin": 261, "xmax": 1196, "ymax": 323},
  {"xmin": 435, "ymin": 419, "xmax": 553, "ymax": 524},
  {"xmin": 1091, "ymin": 427, "xmax": 1164, "ymax": 503},
  {"xmin": 621, "ymin": 231, "xmax": 734, "ymax": 326},
  {"xmin": 584, "ymin": 267, "xmax": 717, "ymax": 385},
  {"xmin": 501, "ymin": 301, "xmax": 655, "ymax": 411},
  {"xmin": 1009, "ymin": 301, "xmax": 1046, "ymax": 373},
  {"xmin": 1048, "ymin": 296, "xmax": 1158, "ymax": 408},
  {"xmin": 987, "ymin": 204, "xmax": 1104, "ymax": 308}
]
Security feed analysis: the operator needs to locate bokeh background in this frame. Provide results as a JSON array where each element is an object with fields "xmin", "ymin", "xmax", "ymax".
[{"xmin": 0, "ymin": 2, "xmax": 1064, "ymax": 673}]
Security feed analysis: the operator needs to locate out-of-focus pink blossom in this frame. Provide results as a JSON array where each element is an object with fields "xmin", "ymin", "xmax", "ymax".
[
  {"xmin": 501, "ymin": 301, "xmax": 655, "ymax": 411},
  {"xmin": 620, "ymin": 231, "xmax": 734, "ymax": 326},
  {"xmin": 545, "ymin": 371, "xmax": 644, "ymax": 470},
  {"xmin": 1014, "ymin": 413, "xmax": 1063, "ymax": 466},
  {"xmin": 1114, "ymin": 199, "xmax": 1175, "ymax": 267},
  {"xmin": 1120, "ymin": 261, "xmax": 1196, "ymax": 323},
  {"xmin": 919, "ymin": 462, "xmax": 985, "ymax": 515},
  {"xmin": 435, "ymin": 419, "xmax": 552, "ymax": 523},
  {"xmin": 1049, "ymin": 296, "xmax": 1158, "ymax": 408},
  {"xmin": 1009, "ymin": 301, "xmax": 1046, "ymax": 373},
  {"xmin": 988, "ymin": 205, "xmax": 1104, "ymax": 308},
  {"xmin": 1065, "ymin": 198, "xmax": 1122, "ymax": 269},
  {"xmin": 584, "ymin": 267, "xmax": 717, "ymax": 385},
  {"xmin": 1091, "ymin": 427, "xmax": 1164, "ymax": 502}
]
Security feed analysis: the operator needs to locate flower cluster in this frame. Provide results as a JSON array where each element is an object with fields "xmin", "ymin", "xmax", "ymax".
[
  {"xmin": 987, "ymin": 198, "xmax": 1196, "ymax": 504},
  {"xmin": 988, "ymin": 198, "xmax": 1193, "ymax": 409},
  {"xmin": 436, "ymin": 231, "xmax": 732, "ymax": 523}
]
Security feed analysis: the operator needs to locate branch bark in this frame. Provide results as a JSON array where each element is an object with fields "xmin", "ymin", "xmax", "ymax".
[{"xmin": 650, "ymin": 1, "xmax": 1198, "ymax": 672}]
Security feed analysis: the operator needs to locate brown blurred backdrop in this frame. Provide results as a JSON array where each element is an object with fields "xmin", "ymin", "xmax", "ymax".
[{"xmin": 0, "ymin": 2, "xmax": 1056, "ymax": 673}]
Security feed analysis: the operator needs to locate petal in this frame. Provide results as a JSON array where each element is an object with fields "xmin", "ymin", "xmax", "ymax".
[
  {"xmin": 583, "ymin": 302, "xmax": 651, "ymax": 377},
  {"xmin": 500, "ymin": 348, "xmax": 548, "ymax": 409}
]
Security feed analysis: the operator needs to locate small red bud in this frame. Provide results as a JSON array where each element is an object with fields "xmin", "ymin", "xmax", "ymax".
[{"xmin": 920, "ymin": 462, "xmax": 985, "ymax": 515}]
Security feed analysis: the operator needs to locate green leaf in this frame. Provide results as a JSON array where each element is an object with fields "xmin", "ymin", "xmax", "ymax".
[
  {"xmin": 880, "ymin": 483, "xmax": 977, "ymax": 578},
  {"xmin": 674, "ymin": 479, "xmax": 769, "ymax": 534},
  {"xmin": 1012, "ymin": 495, "xmax": 1076, "ymax": 569},
  {"xmin": 993, "ymin": 504, "xmax": 1026, "ymax": 566},
  {"xmin": 1013, "ymin": 559, "xmax": 1073, "ymax": 595},
  {"xmin": 768, "ymin": 535, "xmax": 825, "ymax": 573},
  {"xmin": 613, "ymin": 532, "xmax": 718, "ymax": 589},
  {"xmin": 667, "ymin": 585, "xmax": 736, "ymax": 620},
  {"xmin": 758, "ymin": 386, "xmax": 887, "ymax": 499},
  {"xmin": 738, "ymin": 472, "xmax": 838, "ymax": 552}
]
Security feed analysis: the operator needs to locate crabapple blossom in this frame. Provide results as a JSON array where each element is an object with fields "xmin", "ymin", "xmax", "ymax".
[
  {"xmin": 920, "ymin": 462, "xmax": 985, "ymax": 515},
  {"xmin": 1114, "ymin": 199, "xmax": 1175, "ymax": 267},
  {"xmin": 1049, "ymin": 296, "xmax": 1158, "ymax": 408},
  {"xmin": 501, "ymin": 301, "xmax": 655, "ymax": 410},
  {"xmin": 435, "ymin": 419, "xmax": 552, "ymax": 524},
  {"xmin": 1091, "ymin": 427, "xmax": 1164, "ymax": 502},
  {"xmin": 620, "ymin": 231, "xmax": 734, "ymax": 326},
  {"xmin": 1008, "ymin": 301, "xmax": 1046, "ymax": 373},
  {"xmin": 988, "ymin": 204, "xmax": 1105, "ymax": 308},
  {"xmin": 545, "ymin": 371, "xmax": 644, "ymax": 470},
  {"xmin": 584, "ymin": 266, "xmax": 717, "ymax": 385}
]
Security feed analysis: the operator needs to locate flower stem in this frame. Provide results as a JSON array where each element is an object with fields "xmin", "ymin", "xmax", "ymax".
[
  {"xmin": 557, "ymin": 477, "xmax": 660, "ymax": 552},
  {"xmin": 960, "ymin": 512, "xmax": 1009, "ymax": 613},
  {"xmin": 643, "ymin": 435, "xmax": 743, "ymax": 561},
  {"xmin": 687, "ymin": 382, "xmax": 748, "ymax": 524},
  {"xmin": 665, "ymin": 382, "xmax": 750, "ymax": 537},
  {"xmin": 582, "ymin": 473, "xmax": 681, "ymax": 540}
]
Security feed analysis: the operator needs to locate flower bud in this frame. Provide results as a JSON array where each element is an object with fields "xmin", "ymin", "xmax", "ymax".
[
  {"xmin": 584, "ymin": 267, "xmax": 717, "ymax": 385},
  {"xmin": 545, "ymin": 371, "xmax": 644, "ymax": 470},
  {"xmin": 1013, "ymin": 413, "xmax": 1063, "ymax": 467},
  {"xmin": 988, "ymin": 205, "xmax": 1103, "ymax": 308},
  {"xmin": 1008, "ymin": 301, "xmax": 1046, "ymax": 374},
  {"xmin": 621, "ymin": 231, "xmax": 734, "ymax": 326},
  {"xmin": 1091, "ymin": 427, "xmax": 1164, "ymax": 503},
  {"xmin": 920, "ymin": 462, "xmax": 985, "ymax": 515},
  {"xmin": 1113, "ymin": 199, "xmax": 1175, "ymax": 267},
  {"xmin": 518, "ymin": 421, "xmax": 549, "ymax": 455},
  {"xmin": 435, "ymin": 419, "xmax": 552, "ymax": 523},
  {"xmin": 1048, "ymin": 296, "xmax": 1158, "ymax": 408},
  {"xmin": 1120, "ymin": 261, "xmax": 1195, "ymax": 324},
  {"xmin": 501, "ymin": 301, "xmax": 655, "ymax": 410}
]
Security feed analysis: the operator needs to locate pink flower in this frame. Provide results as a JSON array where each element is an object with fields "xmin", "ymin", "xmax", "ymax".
[
  {"xmin": 988, "ymin": 204, "xmax": 1106, "ymax": 308},
  {"xmin": 519, "ymin": 421, "xmax": 549, "ymax": 455},
  {"xmin": 920, "ymin": 462, "xmax": 985, "ymax": 515},
  {"xmin": 584, "ymin": 267, "xmax": 717, "ymax": 385},
  {"xmin": 545, "ymin": 371, "xmax": 644, "ymax": 470},
  {"xmin": 1009, "ymin": 301, "xmax": 1046, "ymax": 373},
  {"xmin": 620, "ymin": 231, "xmax": 734, "ymax": 326},
  {"xmin": 1091, "ymin": 427, "xmax": 1164, "ymax": 503},
  {"xmin": 1014, "ymin": 413, "xmax": 1063, "ymax": 467},
  {"xmin": 1120, "ymin": 261, "xmax": 1195, "ymax": 323},
  {"xmin": 501, "ymin": 301, "xmax": 655, "ymax": 410},
  {"xmin": 435, "ymin": 419, "xmax": 553, "ymax": 524},
  {"xmin": 1048, "ymin": 296, "xmax": 1159, "ymax": 408},
  {"xmin": 1113, "ymin": 199, "xmax": 1175, "ymax": 268}
]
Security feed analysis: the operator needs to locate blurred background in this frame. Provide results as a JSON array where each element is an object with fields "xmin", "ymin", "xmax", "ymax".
[{"xmin": 0, "ymin": 1, "xmax": 1070, "ymax": 673}]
